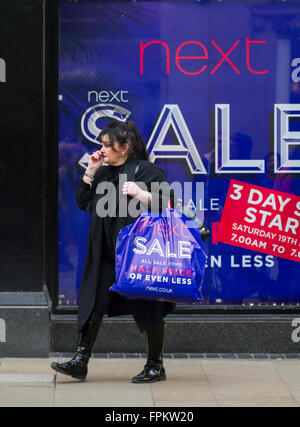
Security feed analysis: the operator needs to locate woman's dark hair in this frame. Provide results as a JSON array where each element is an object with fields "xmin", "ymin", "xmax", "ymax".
[{"xmin": 97, "ymin": 120, "xmax": 149, "ymax": 160}]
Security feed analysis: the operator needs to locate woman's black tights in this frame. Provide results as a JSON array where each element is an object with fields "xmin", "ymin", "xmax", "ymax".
[
  {"xmin": 81, "ymin": 307, "xmax": 165, "ymax": 363},
  {"xmin": 146, "ymin": 320, "xmax": 166, "ymax": 364}
]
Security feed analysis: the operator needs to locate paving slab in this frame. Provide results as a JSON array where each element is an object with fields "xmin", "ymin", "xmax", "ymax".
[
  {"xmin": 54, "ymin": 359, "xmax": 154, "ymax": 407},
  {"xmin": 155, "ymin": 401, "xmax": 219, "ymax": 407},
  {"xmin": 271, "ymin": 360, "xmax": 300, "ymax": 405},
  {"xmin": 200, "ymin": 360, "xmax": 298, "ymax": 407},
  {"xmin": 150, "ymin": 360, "xmax": 218, "ymax": 407},
  {"xmin": 0, "ymin": 385, "xmax": 55, "ymax": 407},
  {"xmin": 0, "ymin": 358, "xmax": 56, "ymax": 388},
  {"xmin": 0, "ymin": 358, "xmax": 57, "ymax": 376},
  {"xmin": 0, "ymin": 374, "xmax": 54, "ymax": 383}
]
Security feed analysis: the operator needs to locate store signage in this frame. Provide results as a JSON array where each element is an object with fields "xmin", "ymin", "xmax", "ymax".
[
  {"xmin": 140, "ymin": 37, "xmax": 269, "ymax": 75},
  {"xmin": 81, "ymin": 103, "xmax": 300, "ymax": 175},
  {"xmin": 0, "ymin": 318, "xmax": 6, "ymax": 343},
  {"xmin": 218, "ymin": 180, "xmax": 300, "ymax": 262},
  {"xmin": 0, "ymin": 58, "xmax": 6, "ymax": 83}
]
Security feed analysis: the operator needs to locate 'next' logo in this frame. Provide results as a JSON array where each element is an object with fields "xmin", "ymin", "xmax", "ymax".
[{"xmin": 140, "ymin": 37, "xmax": 269, "ymax": 76}]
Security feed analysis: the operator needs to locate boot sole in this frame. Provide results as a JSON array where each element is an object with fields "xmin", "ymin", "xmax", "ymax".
[
  {"xmin": 131, "ymin": 374, "xmax": 166, "ymax": 384},
  {"xmin": 50, "ymin": 363, "xmax": 87, "ymax": 382}
]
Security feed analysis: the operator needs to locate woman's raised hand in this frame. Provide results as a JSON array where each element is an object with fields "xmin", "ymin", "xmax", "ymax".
[
  {"xmin": 87, "ymin": 150, "xmax": 104, "ymax": 172},
  {"xmin": 83, "ymin": 150, "xmax": 104, "ymax": 184}
]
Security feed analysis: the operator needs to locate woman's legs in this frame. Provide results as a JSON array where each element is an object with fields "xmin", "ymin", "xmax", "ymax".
[
  {"xmin": 146, "ymin": 320, "xmax": 166, "ymax": 364},
  {"xmin": 50, "ymin": 309, "xmax": 104, "ymax": 381},
  {"xmin": 132, "ymin": 320, "xmax": 166, "ymax": 383},
  {"xmin": 51, "ymin": 260, "xmax": 114, "ymax": 381}
]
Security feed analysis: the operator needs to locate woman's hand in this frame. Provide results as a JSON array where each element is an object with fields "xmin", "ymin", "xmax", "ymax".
[
  {"xmin": 87, "ymin": 150, "xmax": 104, "ymax": 173},
  {"xmin": 83, "ymin": 150, "xmax": 104, "ymax": 184},
  {"xmin": 122, "ymin": 182, "xmax": 152, "ymax": 205}
]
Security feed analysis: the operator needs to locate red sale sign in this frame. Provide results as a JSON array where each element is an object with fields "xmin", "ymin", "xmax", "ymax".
[{"xmin": 218, "ymin": 180, "xmax": 300, "ymax": 262}]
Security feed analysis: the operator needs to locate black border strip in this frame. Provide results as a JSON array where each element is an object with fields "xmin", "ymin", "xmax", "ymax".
[{"xmin": 43, "ymin": 0, "xmax": 60, "ymax": 312}]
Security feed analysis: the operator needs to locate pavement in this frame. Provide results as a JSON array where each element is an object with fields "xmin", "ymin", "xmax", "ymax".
[
  {"xmin": 0, "ymin": 357, "xmax": 300, "ymax": 408},
  {"xmin": 0, "ymin": 356, "xmax": 300, "ymax": 407}
]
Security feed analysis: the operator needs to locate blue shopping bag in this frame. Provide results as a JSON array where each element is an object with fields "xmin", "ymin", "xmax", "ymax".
[{"xmin": 109, "ymin": 208, "xmax": 207, "ymax": 304}]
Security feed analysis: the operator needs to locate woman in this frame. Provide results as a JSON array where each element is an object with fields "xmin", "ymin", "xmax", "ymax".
[{"xmin": 51, "ymin": 121, "xmax": 175, "ymax": 383}]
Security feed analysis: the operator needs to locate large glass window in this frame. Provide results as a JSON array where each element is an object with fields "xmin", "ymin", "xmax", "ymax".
[{"xmin": 58, "ymin": 0, "xmax": 300, "ymax": 308}]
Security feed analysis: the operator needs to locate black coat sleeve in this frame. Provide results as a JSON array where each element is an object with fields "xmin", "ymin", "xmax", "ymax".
[
  {"xmin": 75, "ymin": 166, "xmax": 108, "ymax": 211},
  {"xmin": 75, "ymin": 177, "xmax": 94, "ymax": 211}
]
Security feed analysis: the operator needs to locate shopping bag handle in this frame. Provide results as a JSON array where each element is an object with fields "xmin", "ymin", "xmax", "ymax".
[{"xmin": 174, "ymin": 202, "xmax": 211, "ymax": 242}]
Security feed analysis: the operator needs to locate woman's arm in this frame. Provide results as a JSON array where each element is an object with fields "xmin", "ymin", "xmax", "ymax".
[
  {"xmin": 75, "ymin": 150, "xmax": 105, "ymax": 211},
  {"xmin": 122, "ymin": 181, "xmax": 152, "ymax": 205},
  {"xmin": 122, "ymin": 161, "xmax": 176, "ymax": 210},
  {"xmin": 75, "ymin": 177, "xmax": 95, "ymax": 211}
]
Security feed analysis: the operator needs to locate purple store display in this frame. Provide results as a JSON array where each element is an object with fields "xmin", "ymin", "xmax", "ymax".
[{"xmin": 58, "ymin": 0, "xmax": 300, "ymax": 307}]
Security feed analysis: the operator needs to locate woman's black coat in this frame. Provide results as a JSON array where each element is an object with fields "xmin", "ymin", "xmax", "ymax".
[{"xmin": 75, "ymin": 157, "xmax": 176, "ymax": 333}]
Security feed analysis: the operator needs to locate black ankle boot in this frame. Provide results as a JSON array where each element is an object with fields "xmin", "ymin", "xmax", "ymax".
[
  {"xmin": 132, "ymin": 321, "xmax": 166, "ymax": 384},
  {"xmin": 50, "ymin": 345, "xmax": 89, "ymax": 381},
  {"xmin": 51, "ymin": 311, "xmax": 102, "ymax": 381},
  {"xmin": 132, "ymin": 360, "xmax": 166, "ymax": 383}
]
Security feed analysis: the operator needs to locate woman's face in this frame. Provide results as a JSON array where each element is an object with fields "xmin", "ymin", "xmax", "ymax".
[{"xmin": 100, "ymin": 134, "xmax": 129, "ymax": 166}]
